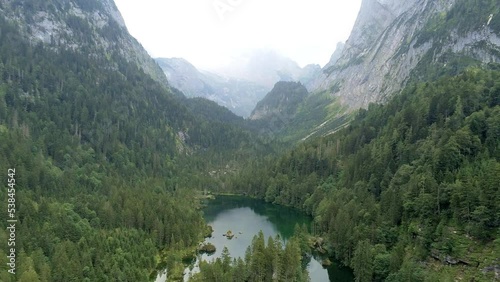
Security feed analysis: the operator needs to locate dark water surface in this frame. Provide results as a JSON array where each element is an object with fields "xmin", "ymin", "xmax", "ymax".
[{"xmin": 194, "ymin": 195, "xmax": 354, "ymax": 282}]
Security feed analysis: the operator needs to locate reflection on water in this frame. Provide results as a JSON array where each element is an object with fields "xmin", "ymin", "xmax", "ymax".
[
  {"xmin": 155, "ymin": 270, "xmax": 167, "ymax": 282},
  {"xmin": 158, "ymin": 195, "xmax": 354, "ymax": 282}
]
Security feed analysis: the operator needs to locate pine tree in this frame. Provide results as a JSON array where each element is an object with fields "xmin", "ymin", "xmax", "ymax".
[{"xmin": 352, "ymin": 240, "xmax": 374, "ymax": 282}]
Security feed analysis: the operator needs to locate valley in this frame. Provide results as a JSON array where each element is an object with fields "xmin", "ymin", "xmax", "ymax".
[
  {"xmin": 158, "ymin": 195, "xmax": 353, "ymax": 282},
  {"xmin": 0, "ymin": 0, "xmax": 498, "ymax": 282}
]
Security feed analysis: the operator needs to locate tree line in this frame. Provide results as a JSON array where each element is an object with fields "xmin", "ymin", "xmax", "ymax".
[{"xmin": 227, "ymin": 67, "xmax": 500, "ymax": 281}]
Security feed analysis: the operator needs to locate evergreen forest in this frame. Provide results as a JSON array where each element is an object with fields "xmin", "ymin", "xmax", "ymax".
[{"xmin": 0, "ymin": 1, "xmax": 499, "ymax": 281}]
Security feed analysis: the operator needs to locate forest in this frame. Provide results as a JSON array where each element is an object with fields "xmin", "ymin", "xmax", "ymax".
[
  {"xmin": 0, "ymin": 0, "xmax": 499, "ymax": 281},
  {"xmin": 0, "ymin": 13, "xmax": 270, "ymax": 281},
  {"xmin": 190, "ymin": 230, "xmax": 309, "ymax": 282},
  {"xmin": 226, "ymin": 67, "xmax": 500, "ymax": 281}
]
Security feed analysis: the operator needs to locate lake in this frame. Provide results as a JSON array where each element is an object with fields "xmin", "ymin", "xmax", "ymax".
[{"xmin": 157, "ymin": 195, "xmax": 353, "ymax": 281}]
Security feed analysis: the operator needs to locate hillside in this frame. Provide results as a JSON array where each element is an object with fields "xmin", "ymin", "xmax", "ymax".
[
  {"xmin": 208, "ymin": 0, "xmax": 500, "ymax": 280},
  {"xmin": 0, "ymin": 1, "xmax": 270, "ymax": 281},
  {"xmin": 250, "ymin": 81, "xmax": 308, "ymax": 121},
  {"xmin": 0, "ymin": 0, "xmax": 170, "ymax": 86},
  {"xmin": 269, "ymin": 0, "xmax": 500, "ymax": 142},
  {"xmin": 0, "ymin": 0, "xmax": 499, "ymax": 281},
  {"xmin": 230, "ymin": 68, "xmax": 500, "ymax": 281}
]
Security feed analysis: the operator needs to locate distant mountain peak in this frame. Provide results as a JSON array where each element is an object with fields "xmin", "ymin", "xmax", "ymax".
[
  {"xmin": 156, "ymin": 57, "xmax": 269, "ymax": 117},
  {"xmin": 211, "ymin": 49, "xmax": 321, "ymax": 90},
  {"xmin": 156, "ymin": 53, "xmax": 323, "ymax": 117}
]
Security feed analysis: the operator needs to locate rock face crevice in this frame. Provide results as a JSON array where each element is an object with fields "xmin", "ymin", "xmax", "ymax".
[{"xmin": 316, "ymin": 0, "xmax": 500, "ymax": 109}]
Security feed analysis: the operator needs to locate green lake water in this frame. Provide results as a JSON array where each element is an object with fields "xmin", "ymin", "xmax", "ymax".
[{"xmin": 193, "ymin": 195, "xmax": 354, "ymax": 282}]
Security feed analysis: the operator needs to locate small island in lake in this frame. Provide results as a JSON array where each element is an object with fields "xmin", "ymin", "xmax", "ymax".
[
  {"xmin": 222, "ymin": 230, "xmax": 234, "ymax": 239},
  {"xmin": 204, "ymin": 225, "xmax": 214, "ymax": 238},
  {"xmin": 199, "ymin": 242, "xmax": 216, "ymax": 254}
]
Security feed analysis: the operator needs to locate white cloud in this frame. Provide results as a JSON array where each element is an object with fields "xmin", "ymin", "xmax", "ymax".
[{"xmin": 114, "ymin": 0, "xmax": 362, "ymax": 69}]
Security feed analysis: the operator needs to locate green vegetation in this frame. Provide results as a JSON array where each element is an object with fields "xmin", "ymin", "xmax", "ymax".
[
  {"xmin": 1, "ymin": 0, "xmax": 499, "ymax": 281},
  {"xmin": 415, "ymin": 0, "xmax": 500, "ymax": 46},
  {"xmin": 190, "ymin": 231, "xmax": 309, "ymax": 282},
  {"xmin": 199, "ymin": 243, "xmax": 216, "ymax": 254},
  {"xmin": 402, "ymin": 0, "xmax": 500, "ymax": 84},
  {"xmin": 228, "ymin": 68, "xmax": 500, "ymax": 281},
  {"xmin": 252, "ymin": 81, "xmax": 308, "ymax": 118},
  {"xmin": 249, "ymin": 87, "xmax": 350, "ymax": 144},
  {"xmin": 0, "ymin": 13, "xmax": 266, "ymax": 282},
  {"xmin": 287, "ymin": 91, "xmax": 348, "ymax": 140}
]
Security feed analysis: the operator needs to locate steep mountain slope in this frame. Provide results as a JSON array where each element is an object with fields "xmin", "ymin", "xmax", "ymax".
[
  {"xmin": 0, "ymin": 0, "xmax": 168, "ymax": 86},
  {"xmin": 322, "ymin": 42, "xmax": 345, "ymax": 72},
  {"xmin": 156, "ymin": 57, "xmax": 268, "ymax": 117},
  {"xmin": 267, "ymin": 0, "xmax": 500, "ymax": 143},
  {"xmin": 230, "ymin": 68, "xmax": 500, "ymax": 281},
  {"xmin": 250, "ymin": 81, "xmax": 308, "ymax": 121},
  {"xmin": 317, "ymin": 0, "xmax": 500, "ymax": 109},
  {"xmin": 0, "ymin": 1, "xmax": 271, "ymax": 281}
]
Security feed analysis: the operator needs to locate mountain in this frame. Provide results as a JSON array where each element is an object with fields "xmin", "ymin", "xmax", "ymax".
[
  {"xmin": 322, "ymin": 42, "xmax": 345, "ymax": 70},
  {"xmin": 2, "ymin": 0, "xmax": 498, "ymax": 281},
  {"xmin": 298, "ymin": 63, "xmax": 323, "ymax": 89},
  {"xmin": 220, "ymin": 1, "xmax": 500, "ymax": 280},
  {"xmin": 156, "ymin": 53, "xmax": 323, "ymax": 118},
  {"xmin": 261, "ymin": 0, "xmax": 500, "ymax": 142},
  {"xmin": 214, "ymin": 49, "xmax": 323, "ymax": 91},
  {"xmin": 214, "ymin": 49, "xmax": 301, "ymax": 89},
  {"xmin": 317, "ymin": 0, "xmax": 500, "ymax": 109},
  {"xmin": 0, "ymin": 1, "xmax": 270, "ymax": 281},
  {"xmin": 230, "ymin": 68, "xmax": 500, "ymax": 281},
  {"xmin": 0, "ymin": 0, "xmax": 169, "ymax": 86},
  {"xmin": 156, "ymin": 57, "xmax": 268, "ymax": 117},
  {"xmin": 250, "ymin": 81, "xmax": 308, "ymax": 121}
]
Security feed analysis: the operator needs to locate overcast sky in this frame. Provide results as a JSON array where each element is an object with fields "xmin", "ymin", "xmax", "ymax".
[{"xmin": 113, "ymin": 0, "xmax": 362, "ymax": 70}]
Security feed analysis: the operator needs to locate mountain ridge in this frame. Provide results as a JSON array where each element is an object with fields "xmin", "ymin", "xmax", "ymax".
[
  {"xmin": 0, "ymin": 0, "xmax": 169, "ymax": 86},
  {"xmin": 156, "ymin": 52, "xmax": 324, "ymax": 118},
  {"xmin": 0, "ymin": 0, "xmax": 499, "ymax": 281},
  {"xmin": 156, "ymin": 57, "xmax": 269, "ymax": 117},
  {"xmin": 315, "ymin": 0, "xmax": 500, "ymax": 109},
  {"xmin": 261, "ymin": 0, "xmax": 500, "ymax": 143}
]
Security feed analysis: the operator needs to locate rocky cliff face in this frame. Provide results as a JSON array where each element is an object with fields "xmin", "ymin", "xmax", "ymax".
[
  {"xmin": 316, "ymin": 0, "xmax": 500, "ymax": 109},
  {"xmin": 0, "ymin": 0, "xmax": 168, "ymax": 85},
  {"xmin": 157, "ymin": 58, "xmax": 212, "ymax": 97},
  {"xmin": 323, "ymin": 42, "xmax": 345, "ymax": 70}
]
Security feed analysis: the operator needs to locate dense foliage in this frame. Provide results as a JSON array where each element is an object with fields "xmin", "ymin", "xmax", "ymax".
[
  {"xmin": 229, "ymin": 68, "xmax": 500, "ymax": 281},
  {"xmin": 190, "ymin": 231, "xmax": 309, "ymax": 282},
  {"xmin": 1, "ymin": 0, "xmax": 499, "ymax": 281},
  {"xmin": 251, "ymin": 81, "xmax": 308, "ymax": 118},
  {"xmin": 0, "ymin": 14, "xmax": 264, "ymax": 281}
]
